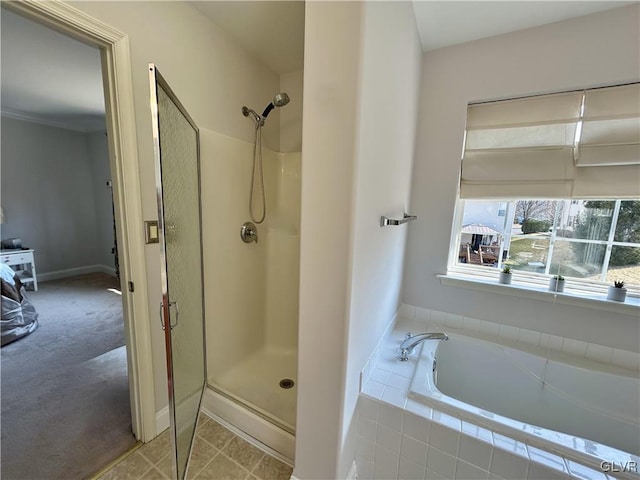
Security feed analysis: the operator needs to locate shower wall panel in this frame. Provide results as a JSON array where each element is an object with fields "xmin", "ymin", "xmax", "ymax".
[
  {"xmin": 200, "ymin": 129, "xmax": 267, "ymax": 379},
  {"xmin": 201, "ymin": 130, "xmax": 301, "ymax": 382},
  {"xmin": 264, "ymin": 152, "xmax": 301, "ymax": 351}
]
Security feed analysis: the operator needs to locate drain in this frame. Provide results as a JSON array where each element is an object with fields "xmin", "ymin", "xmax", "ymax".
[{"xmin": 279, "ymin": 378, "xmax": 295, "ymax": 389}]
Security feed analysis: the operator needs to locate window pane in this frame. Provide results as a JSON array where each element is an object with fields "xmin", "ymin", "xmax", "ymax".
[
  {"xmin": 514, "ymin": 200, "xmax": 556, "ymax": 229},
  {"xmin": 614, "ymin": 200, "xmax": 640, "ymax": 243},
  {"xmin": 505, "ymin": 235, "xmax": 549, "ymax": 273},
  {"xmin": 553, "ymin": 199, "xmax": 580, "ymax": 238},
  {"xmin": 550, "ymin": 240, "xmax": 606, "ymax": 279},
  {"xmin": 559, "ymin": 200, "xmax": 614, "ymax": 241},
  {"xmin": 461, "ymin": 200, "xmax": 509, "ymax": 235},
  {"xmin": 457, "ymin": 200, "xmax": 508, "ymax": 267},
  {"xmin": 606, "ymin": 246, "xmax": 640, "ymax": 286}
]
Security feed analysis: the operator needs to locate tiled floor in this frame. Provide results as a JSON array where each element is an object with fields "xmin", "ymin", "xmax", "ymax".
[{"xmin": 97, "ymin": 413, "xmax": 293, "ymax": 480}]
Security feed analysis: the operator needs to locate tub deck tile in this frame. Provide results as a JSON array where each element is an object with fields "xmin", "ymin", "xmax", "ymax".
[
  {"xmin": 566, "ymin": 460, "xmax": 608, "ymax": 480},
  {"xmin": 359, "ymin": 319, "xmax": 639, "ymax": 480},
  {"xmin": 527, "ymin": 446, "xmax": 568, "ymax": 473},
  {"xmin": 493, "ymin": 432, "xmax": 529, "ymax": 459}
]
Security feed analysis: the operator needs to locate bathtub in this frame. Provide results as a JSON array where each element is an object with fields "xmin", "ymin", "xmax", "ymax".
[{"xmin": 409, "ymin": 331, "xmax": 640, "ymax": 473}]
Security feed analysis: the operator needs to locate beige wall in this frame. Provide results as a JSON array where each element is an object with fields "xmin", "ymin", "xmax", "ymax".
[
  {"xmin": 403, "ymin": 5, "xmax": 640, "ymax": 352},
  {"xmin": 72, "ymin": 1, "xmax": 281, "ymax": 414},
  {"xmin": 295, "ymin": 2, "xmax": 363, "ymax": 477},
  {"xmin": 295, "ymin": 1, "xmax": 422, "ymax": 477},
  {"xmin": 342, "ymin": 2, "xmax": 422, "ymax": 475},
  {"xmin": 280, "ymin": 69, "xmax": 304, "ymax": 153}
]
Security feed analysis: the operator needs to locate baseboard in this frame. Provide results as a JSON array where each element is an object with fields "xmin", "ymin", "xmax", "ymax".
[
  {"xmin": 156, "ymin": 406, "xmax": 170, "ymax": 434},
  {"xmin": 38, "ymin": 264, "xmax": 116, "ymax": 282}
]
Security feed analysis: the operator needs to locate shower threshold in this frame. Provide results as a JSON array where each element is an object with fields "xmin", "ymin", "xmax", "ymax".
[
  {"xmin": 207, "ymin": 383, "xmax": 294, "ymax": 435},
  {"xmin": 202, "ymin": 385, "xmax": 295, "ymax": 461}
]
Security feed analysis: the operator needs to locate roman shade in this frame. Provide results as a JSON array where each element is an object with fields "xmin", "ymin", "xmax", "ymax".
[{"xmin": 460, "ymin": 83, "xmax": 640, "ymax": 199}]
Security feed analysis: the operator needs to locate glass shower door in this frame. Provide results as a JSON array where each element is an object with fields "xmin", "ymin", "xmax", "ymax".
[{"xmin": 149, "ymin": 64, "xmax": 206, "ymax": 480}]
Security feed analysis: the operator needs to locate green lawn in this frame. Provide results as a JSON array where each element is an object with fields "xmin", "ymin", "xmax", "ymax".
[
  {"xmin": 505, "ymin": 235, "xmax": 550, "ymax": 272},
  {"xmin": 506, "ymin": 234, "xmax": 605, "ymax": 277}
]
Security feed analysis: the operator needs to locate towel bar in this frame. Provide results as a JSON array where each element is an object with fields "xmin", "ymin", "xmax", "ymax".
[{"xmin": 380, "ymin": 213, "xmax": 417, "ymax": 227}]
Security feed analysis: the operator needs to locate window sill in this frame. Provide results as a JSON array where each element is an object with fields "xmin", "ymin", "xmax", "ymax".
[{"xmin": 437, "ymin": 273, "xmax": 640, "ymax": 316}]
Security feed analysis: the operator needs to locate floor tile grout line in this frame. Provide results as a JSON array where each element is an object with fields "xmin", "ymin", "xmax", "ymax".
[
  {"xmin": 139, "ymin": 448, "xmax": 170, "ymax": 467},
  {"xmin": 198, "ymin": 425, "xmax": 236, "ymax": 454},
  {"xmin": 133, "ymin": 455, "xmax": 156, "ymax": 480},
  {"xmin": 248, "ymin": 452, "xmax": 267, "ymax": 476},
  {"xmin": 153, "ymin": 465, "xmax": 170, "ymax": 480},
  {"xmin": 220, "ymin": 435, "xmax": 267, "ymax": 476},
  {"xmin": 194, "ymin": 431, "xmax": 227, "ymax": 453},
  {"xmin": 185, "ymin": 444, "xmax": 222, "ymax": 480},
  {"xmin": 189, "ymin": 432, "xmax": 262, "ymax": 479},
  {"xmin": 103, "ymin": 416, "xmax": 291, "ymax": 480},
  {"xmin": 216, "ymin": 450, "xmax": 255, "ymax": 479}
]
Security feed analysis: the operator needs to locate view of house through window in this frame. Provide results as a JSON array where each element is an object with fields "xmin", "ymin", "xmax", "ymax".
[{"xmin": 454, "ymin": 199, "xmax": 640, "ymax": 289}]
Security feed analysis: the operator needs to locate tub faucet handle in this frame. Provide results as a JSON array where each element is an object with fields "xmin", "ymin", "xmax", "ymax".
[
  {"xmin": 399, "ymin": 348, "xmax": 410, "ymax": 362},
  {"xmin": 398, "ymin": 332, "xmax": 449, "ymax": 362}
]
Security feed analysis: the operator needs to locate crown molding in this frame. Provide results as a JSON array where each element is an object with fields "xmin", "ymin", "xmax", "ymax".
[{"xmin": 1, "ymin": 108, "xmax": 105, "ymax": 133}]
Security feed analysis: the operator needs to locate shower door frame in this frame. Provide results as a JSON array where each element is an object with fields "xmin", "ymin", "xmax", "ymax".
[{"xmin": 150, "ymin": 64, "xmax": 207, "ymax": 480}]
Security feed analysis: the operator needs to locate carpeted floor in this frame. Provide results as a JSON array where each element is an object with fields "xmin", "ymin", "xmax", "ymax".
[{"xmin": 1, "ymin": 272, "xmax": 137, "ymax": 480}]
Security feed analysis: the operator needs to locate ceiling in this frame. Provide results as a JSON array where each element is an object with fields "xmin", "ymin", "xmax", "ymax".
[
  {"xmin": 1, "ymin": 8, "xmax": 105, "ymax": 132},
  {"xmin": 1, "ymin": 1, "xmax": 635, "ymax": 130},
  {"xmin": 194, "ymin": 1, "xmax": 634, "ymax": 72},
  {"xmin": 189, "ymin": 1, "xmax": 305, "ymax": 75},
  {"xmin": 412, "ymin": 1, "xmax": 636, "ymax": 52}
]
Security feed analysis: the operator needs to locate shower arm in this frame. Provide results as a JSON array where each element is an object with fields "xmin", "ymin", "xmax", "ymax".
[{"xmin": 242, "ymin": 106, "xmax": 263, "ymax": 126}]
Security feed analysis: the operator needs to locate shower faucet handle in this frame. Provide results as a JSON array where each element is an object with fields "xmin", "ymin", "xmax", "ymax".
[{"xmin": 240, "ymin": 222, "xmax": 258, "ymax": 244}]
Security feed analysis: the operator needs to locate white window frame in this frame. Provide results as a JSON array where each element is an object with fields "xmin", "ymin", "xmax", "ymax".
[{"xmin": 445, "ymin": 199, "xmax": 640, "ymax": 311}]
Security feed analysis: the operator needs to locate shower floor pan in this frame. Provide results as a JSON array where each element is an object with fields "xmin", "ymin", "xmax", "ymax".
[
  {"xmin": 208, "ymin": 347, "xmax": 297, "ymax": 430},
  {"xmin": 204, "ymin": 348, "xmax": 297, "ymax": 460}
]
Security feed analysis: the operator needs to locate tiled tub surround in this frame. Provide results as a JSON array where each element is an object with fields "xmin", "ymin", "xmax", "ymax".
[{"xmin": 357, "ymin": 312, "xmax": 640, "ymax": 480}]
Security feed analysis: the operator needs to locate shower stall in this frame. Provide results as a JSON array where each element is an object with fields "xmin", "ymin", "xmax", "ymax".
[
  {"xmin": 199, "ymin": 89, "xmax": 302, "ymax": 456},
  {"xmin": 151, "ymin": 61, "xmax": 302, "ymax": 476}
]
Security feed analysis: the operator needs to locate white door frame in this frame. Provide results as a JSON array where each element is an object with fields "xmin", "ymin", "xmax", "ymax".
[{"xmin": 4, "ymin": 0, "xmax": 157, "ymax": 442}]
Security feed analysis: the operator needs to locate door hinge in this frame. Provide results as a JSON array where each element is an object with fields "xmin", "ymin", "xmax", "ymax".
[{"xmin": 128, "ymin": 281, "xmax": 135, "ymax": 293}]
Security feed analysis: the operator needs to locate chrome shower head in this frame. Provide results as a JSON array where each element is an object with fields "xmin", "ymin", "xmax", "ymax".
[
  {"xmin": 243, "ymin": 93, "xmax": 290, "ymax": 126},
  {"xmin": 273, "ymin": 92, "xmax": 290, "ymax": 108},
  {"xmin": 261, "ymin": 92, "xmax": 290, "ymax": 119}
]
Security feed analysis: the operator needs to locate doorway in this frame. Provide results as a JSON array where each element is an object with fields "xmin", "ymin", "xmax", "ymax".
[{"xmin": 0, "ymin": 0, "xmax": 155, "ymax": 475}]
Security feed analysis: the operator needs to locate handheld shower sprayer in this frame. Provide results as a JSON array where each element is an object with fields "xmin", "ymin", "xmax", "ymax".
[
  {"xmin": 242, "ymin": 92, "xmax": 290, "ymax": 126},
  {"xmin": 261, "ymin": 92, "xmax": 290, "ymax": 120},
  {"xmin": 241, "ymin": 92, "xmax": 291, "ymax": 225}
]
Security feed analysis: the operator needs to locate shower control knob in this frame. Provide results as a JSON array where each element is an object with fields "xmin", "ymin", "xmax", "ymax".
[{"xmin": 240, "ymin": 222, "xmax": 258, "ymax": 244}]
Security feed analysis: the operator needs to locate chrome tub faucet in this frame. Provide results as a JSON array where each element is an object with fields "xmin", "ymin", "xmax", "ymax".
[{"xmin": 398, "ymin": 332, "xmax": 448, "ymax": 361}]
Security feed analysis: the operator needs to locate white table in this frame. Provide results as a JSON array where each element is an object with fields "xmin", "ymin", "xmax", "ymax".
[{"xmin": 1, "ymin": 249, "xmax": 38, "ymax": 291}]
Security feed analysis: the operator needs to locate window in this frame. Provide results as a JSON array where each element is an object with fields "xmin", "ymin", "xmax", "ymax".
[
  {"xmin": 452, "ymin": 199, "xmax": 640, "ymax": 291},
  {"xmin": 450, "ymin": 83, "xmax": 640, "ymax": 301}
]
